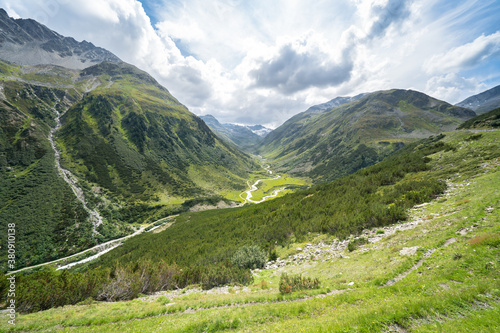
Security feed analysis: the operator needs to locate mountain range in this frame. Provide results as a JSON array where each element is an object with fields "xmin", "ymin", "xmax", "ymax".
[
  {"xmin": 257, "ymin": 89, "xmax": 476, "ymax": 182},
  {"xmin": 199, "ymin": 114, "xmax": 271, "ymax": 151},
  {"xmin": 1, "ymin": 9, "xmax": 500, "ymax": 331},
  {"xmin": 0, "ymin": 8, "xmax": 495, "ymax": 272},
  {"xmin": 0, "ymin": 9, "xmax": 120, "ymax": 70}
]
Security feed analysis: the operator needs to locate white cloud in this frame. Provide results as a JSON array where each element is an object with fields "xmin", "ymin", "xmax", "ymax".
[
  {"xmin": 425, "ymin": 31, "xmax": 500, "ymax": 74},
  {"xmin": 0, "ymin": 0, "xmax": 498, "ymax": 126},
  {"xmin": 425, "ymin": 73, "xmax": 485, "ymax": 103}
]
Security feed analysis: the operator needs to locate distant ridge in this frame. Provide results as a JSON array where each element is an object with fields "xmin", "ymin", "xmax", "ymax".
[
  {"xmin": 456, "ymin": 84, "xmax": 500, "ymax": 115},
  {"xmin": 304, "ymin": 93, "xmax": 368, "ymax": 114},
  {"xmin": 0, "ymin": 8, "xmax": 121, "ymax": 69},
  {"xmin": 200, "ymin": 114, "xmax": 271, "ymax": 150}
]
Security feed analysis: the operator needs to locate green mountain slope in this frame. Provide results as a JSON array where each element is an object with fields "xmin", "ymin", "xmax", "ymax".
[
  {"xmin": 7, "ymin": 127, "xmax": 499, "ymax": 319},
  {"xmin": 458, "ymin": 107, "xmax": 500, "ymax": 129},
  {"xmin": 258, "ymin": 89, "xmax": 476, "ymax": 182},
  {"xmin": 0, "ymin": 60, "xmax": 257, "ymax": 271},
  {"xmin": 0, "ymin": 79, "xmax": 96, "ymax": 269},
  {"xmin": 57, "ymin": 62, "xmax": 257, "ymax": 202}
]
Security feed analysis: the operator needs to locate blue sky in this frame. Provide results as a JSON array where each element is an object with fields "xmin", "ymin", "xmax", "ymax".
[{"xmin": 1, "ymin": 0, "xmax": 499, "ymax": 126}]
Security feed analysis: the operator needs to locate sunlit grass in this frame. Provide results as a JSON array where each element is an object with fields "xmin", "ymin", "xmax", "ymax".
[{"xmin": 3, "ymin": 130, "xmax": 499, "ymax": 332}]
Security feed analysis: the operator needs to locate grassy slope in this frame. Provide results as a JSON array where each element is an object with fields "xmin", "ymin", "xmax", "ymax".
[
  {"xmin": 58, "ymin": 62, "xmax": 258, "ymax": 204},
  {"xmin": 458, "ymin": 107, "xmax": 500, "ymax": 129},
  {"xmin": 258, "ymin": 89, "xmax": 475, "ymax": 183},
  {"xmin": 4, "ymin": 130, "xmax": 499, "ymax": 332}
]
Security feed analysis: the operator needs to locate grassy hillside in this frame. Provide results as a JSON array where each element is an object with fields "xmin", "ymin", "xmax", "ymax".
[
  {"xmin": 258, "ymin": 89, "xmax": 476, "ymax": 183},
  {"xmin": 458, "ymin": 107, "xmax": 500, "ymax": 129},
  {"xmin": 57, "ymin": 62, "xmax": 257, "ymax": 203},
  {"xmin": 0, "ymin": 78, "xmax": 106, "ymax": 271},
  {"xmin": 2, "ymin": 128, "xmax": 498, "ymax": 331},
  {"xmin": 0, "ymin": 60, "xmax": 258, "ymax": 271}
]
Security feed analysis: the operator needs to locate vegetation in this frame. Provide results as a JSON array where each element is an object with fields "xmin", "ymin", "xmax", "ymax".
[
  {"xmin": 5, "ymin": 131, "xmax": 486, "ymax": 312},
  {"xmin": 0, "ymin": 60, "xmax": 258, "ymax": 271},
  {"xmin": 279, "ymin": 273, "xmax": 320, "ymax": 294},
  {"xmin": 458, "ymin": 107, "xmax": 500, "ymax": 129},
  {"xmin": 230, "ymin": 245, "xmax": 267, "ymax": 269},
  {"xmin": 3, "ymin": 128, "xmax": 498, "ymax": 331}
]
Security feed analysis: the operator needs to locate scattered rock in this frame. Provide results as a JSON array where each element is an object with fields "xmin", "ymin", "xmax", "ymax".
[
  {"xmin": 443, "ymin": 238, "xmax": 456, "ymax": 247},
  {"xmin": 399, "ymin": 246, "xmax": 419, "ymax": 256}
]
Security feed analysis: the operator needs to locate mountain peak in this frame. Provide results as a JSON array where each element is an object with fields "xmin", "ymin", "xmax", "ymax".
[
  {"xmin": 456, "ymin": 85, "xmax": 500, "ymax": 115},
  {"xmin": 0, "ymin": 8, "xmax": 121, "ymax": 69}
]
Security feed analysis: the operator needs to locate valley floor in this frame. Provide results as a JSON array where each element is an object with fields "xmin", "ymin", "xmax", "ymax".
[{"xmin": 3, "ymin": 131, "xmax": 499, "ymax": 332}]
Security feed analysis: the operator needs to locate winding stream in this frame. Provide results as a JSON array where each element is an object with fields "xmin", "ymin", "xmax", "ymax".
[{"xmin": 243, "ymin": 165, "xmax": 287, "ymax": 204}]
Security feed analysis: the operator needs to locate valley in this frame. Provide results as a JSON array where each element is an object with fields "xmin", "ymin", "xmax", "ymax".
[
  {"xmin": 1, "ymin": 6, "xmax": 499, "ymax": 333},
  {"xmin": 4, "ymin": 129, "xmax": 499, "ymax": 332},
  {"xmin": 240, "ymin": 164, "xmax": 310, "ymax": 204}
]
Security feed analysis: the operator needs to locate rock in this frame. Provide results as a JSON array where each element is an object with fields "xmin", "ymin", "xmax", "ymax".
[
  {"xmin": 399, "ymin": 246, "xmax": 419, "ymax": 256},
  {"xmin": 348, "ymin": 282, "xmax": 354, "ymax": 286},
  {"xmin": 296, "ymin": 247, "xmax": 302, "ymax": 251}
]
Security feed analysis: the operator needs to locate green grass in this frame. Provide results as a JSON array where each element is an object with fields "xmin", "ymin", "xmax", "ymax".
[
  {"xmin": 3, "ymin": 130, "xmax": 499, "ymax": 332},
  {"xmin": 248, "ymin": 175, "xmax": 310, "ymax": 202}
]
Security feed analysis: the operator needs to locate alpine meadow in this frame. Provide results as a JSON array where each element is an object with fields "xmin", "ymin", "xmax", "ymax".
[{"xmin": 0, "ymin": 2, "xmax": 499, "ymax": 332}]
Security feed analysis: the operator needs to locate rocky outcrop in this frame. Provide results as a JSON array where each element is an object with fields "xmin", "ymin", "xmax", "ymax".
[{"xmin": 0, "ymin": 8, "xmax": 121, "ymax": 69}]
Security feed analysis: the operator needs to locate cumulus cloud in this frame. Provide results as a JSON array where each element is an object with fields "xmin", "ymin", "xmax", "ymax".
[
  {"xmin": 425, "ymin": 31, "xmax": 500, "ymax": 74},
  {"xmin": 362, "ymin": 0, "xmax": 413, "ymax": 41},
  {"xmin": 0, "ymin": 0, "xmax": 498, "ymax": 126},
  {"xmin": 425, "ymin": 73, "xmax": 485, "ymax": 104},
  {"xmin": 250, "ymin": 0, "xmax": 414, "ymax": 95},
  {"xmin": 250, "ymin": 42, "xmax": 354, "ymax": 94}
]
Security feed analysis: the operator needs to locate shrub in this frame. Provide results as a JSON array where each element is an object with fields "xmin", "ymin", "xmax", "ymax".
[
  {"xmin": 231, "ymin": 245, "xmax": 267, "ymax": 269},
  {"xmin": 279, "ymin": 273, "xmax": 320, "ymax": 294},
  {"xmin": 347, "ymin": 237, "xmax": 369, "ymax": 252},
  {"xmin": 156, "ymin": 296, "xmax": 170, "ymax": 304},
  {"xmin": 468, "ymin": 233, "xmax": 500, "ymax": 248},
  {"xmin": 268, "ymin": 248, "xmax": 278, "ymax": 262}
]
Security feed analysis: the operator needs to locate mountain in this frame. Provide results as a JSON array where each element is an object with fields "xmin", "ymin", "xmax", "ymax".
[
  {"xmin": 257, "ymin": 89, "xmax": 476, "ymax": 182},
  {"xmin": 456, "ymin": 85, "xmax": 500, "ymax": 115},
  {"xmin": 247, "ymin": 124, "xmax": 272, "ymax": 137},
  {"xmin": 200, "ymin": 114, "xmax": 266, "ymax": 150},
  {"xmin": 0, "ymin": 9, "xmax": 120, "ymax": 69},
  {"xmin": 0, "ymin": 11, "xmax": 257, "ymax": 271},
  {"xmin": 304, "ymin": 93, "xmax": 367, "ymax": 114}
]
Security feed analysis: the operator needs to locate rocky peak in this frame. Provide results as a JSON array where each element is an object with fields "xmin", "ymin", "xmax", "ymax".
[{"xmin": 0, "ymin": 8, "xmax": 121, "ymax": 69}]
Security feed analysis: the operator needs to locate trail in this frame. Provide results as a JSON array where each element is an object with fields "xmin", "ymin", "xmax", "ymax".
[
  {"xmin": 242, "ymin": 165, "xmax": 287, "ymax": 204},
  {"xmin": 48, "ymin": 105, "xmax": 103, "ymax": 234}
]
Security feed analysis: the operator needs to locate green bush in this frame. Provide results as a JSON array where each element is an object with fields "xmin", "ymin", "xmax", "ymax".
[
  {"xmin": 230, "ymin": 245, "xmax": 267, "ymax": 269},
  {"xmin": 279, "ymin": 273, "xmax": 320, "ymax": 294},
  {"xmin": 347, "ymin": 237, "xmax": 369, "ymax": 252},
  {"xmin": 268, "ymin": 248, "xmax": 278, "ymax": 262}
]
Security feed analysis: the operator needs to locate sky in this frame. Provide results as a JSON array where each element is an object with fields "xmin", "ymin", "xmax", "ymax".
[{"xmin": 1, "ymin": 0, "xmax": 499, "ymax": 127}]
